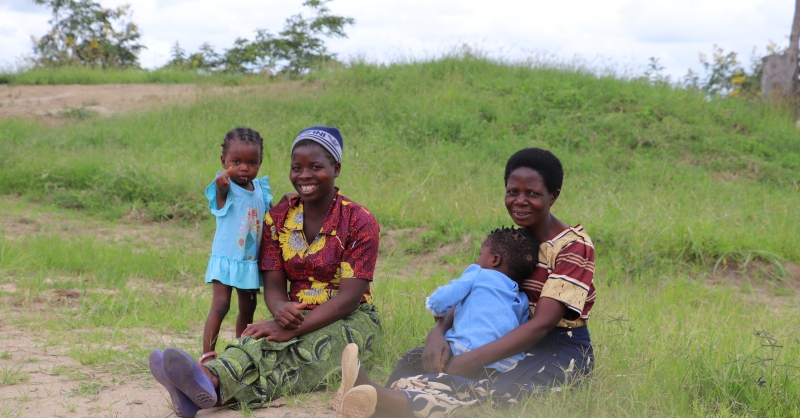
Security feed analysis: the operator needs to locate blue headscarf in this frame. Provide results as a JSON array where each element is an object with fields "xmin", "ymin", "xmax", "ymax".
[{"xmin": 291, "ymin": 126, "xmax": 343, "ymax": 163}]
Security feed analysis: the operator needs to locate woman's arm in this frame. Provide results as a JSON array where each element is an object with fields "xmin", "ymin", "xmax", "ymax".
[
  {"xmin": 242, "ymin": 276, "xmax": 368, "ymax": 341},
  {"xmin": 444, "ymin": 297, "xmax": 567, "ymax": 378},
  {"xmin": 263, "ymin": 269, "xmax": 294, "ymax": 319},
  {"xmin": 287, "ymin": 277, "xmax": 368, "ymax": 335}
]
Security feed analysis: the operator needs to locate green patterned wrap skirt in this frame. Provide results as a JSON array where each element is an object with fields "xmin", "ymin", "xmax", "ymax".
[{"xmin": 204, "ymin": 303, "xmax": 381, "ymax": 407}]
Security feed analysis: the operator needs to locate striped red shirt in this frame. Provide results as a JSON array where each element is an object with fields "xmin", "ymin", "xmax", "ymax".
[{"xmin": 521, "ymin": 225, "xmax": 595, "ymax": 328}]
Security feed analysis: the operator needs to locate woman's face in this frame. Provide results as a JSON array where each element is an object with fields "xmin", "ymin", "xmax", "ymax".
[
  {"xmin": 505, "ymin": 167, "xmax": 558, "ymax": 230},
  {"xmin": 290, "ymin": 145, "xmax": 340, "ymax": 204}
]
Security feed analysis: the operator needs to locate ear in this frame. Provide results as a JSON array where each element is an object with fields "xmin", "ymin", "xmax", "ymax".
[
  {"xmin": 220, "ymin": 153, "xmax": 226, "ymax": 168},
  {"xmin": 549, "ymin": 188, "xmax": 561, "ymax": 206},
  {"xmin": 333, "ymin": 162, "xmax": 341, "ymax": 178},
  {"xmin": 490, "ymin": 253, "xmax": 502, "ymax": 268}
]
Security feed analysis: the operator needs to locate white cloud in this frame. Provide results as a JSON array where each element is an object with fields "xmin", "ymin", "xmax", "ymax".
[{"xmin": 0, "ymin": 0, "xmax": 794, "ymax": 79}]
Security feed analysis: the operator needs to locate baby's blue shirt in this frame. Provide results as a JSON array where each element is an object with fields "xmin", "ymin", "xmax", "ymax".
[{"xmin": 426, "ymin": 264, "xmax": 529, "ymax": 372}]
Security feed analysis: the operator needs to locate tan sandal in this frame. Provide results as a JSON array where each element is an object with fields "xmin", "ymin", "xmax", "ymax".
[
  {"xmin": 197, "ymin": 351, "xmax": 217, "ymax": 366},
  {"xmin": 331, "ymin": 343, "xmax": 359, "ymax": 413},
  {"xmin": 342, "ymin": 385, "xmax": 377, "ymax": 418}
]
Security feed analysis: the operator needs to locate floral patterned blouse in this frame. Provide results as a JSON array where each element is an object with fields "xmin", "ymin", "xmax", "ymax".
[{"xmin": 258, "ymin": 190, "xmax": 379, "ymax": 309}]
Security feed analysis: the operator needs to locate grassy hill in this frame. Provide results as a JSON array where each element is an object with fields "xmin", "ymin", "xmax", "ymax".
[
  {"xmin": 1, "ymin": 57, "xmax": 799, "ymax": 416},
  {"xmin": 2, "ymin": 57, "xmax": 798, "ymax": 273}
]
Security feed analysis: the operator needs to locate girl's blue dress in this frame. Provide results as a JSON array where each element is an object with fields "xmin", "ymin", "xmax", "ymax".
[{"xmin": 205, "ymin": 173, "xmax": 272, "ymax": 290}]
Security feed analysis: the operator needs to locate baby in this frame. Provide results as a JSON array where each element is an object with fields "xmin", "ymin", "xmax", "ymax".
[{"xmin": 426, "ymin": 227, "xmax": 539, "ymax": 372}]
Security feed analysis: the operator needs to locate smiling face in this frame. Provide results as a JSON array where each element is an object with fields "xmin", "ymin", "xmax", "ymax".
[
  {"xmin": 221, "ymin": 140, "xmax": 262, "ymax": 186},
  {"xmin": 290, "ymin": 144, "xmax": 340, "ymax": 205},
  {"xmin": 504, "ymin": 167, "xmax": 559, "ymax": 231}
]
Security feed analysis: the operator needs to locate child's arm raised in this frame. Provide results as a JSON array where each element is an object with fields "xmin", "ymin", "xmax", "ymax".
[{"xmin": 215, "ymin": 167, "xmax": 233, "ymax": 210}]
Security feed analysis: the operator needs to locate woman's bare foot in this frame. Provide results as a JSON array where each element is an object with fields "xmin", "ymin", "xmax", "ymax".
[
  {"xmin": 200, "ymin": 365, "xmax": 219, "ymax": 388},
  {"xmin": 354, "ymin": 365, "xmax": 375, "ymax": 387}
]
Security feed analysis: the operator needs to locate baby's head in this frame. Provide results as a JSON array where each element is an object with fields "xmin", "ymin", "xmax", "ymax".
[
  {"xmin": 476, "ymin": 227, "xmax": 540, "ymax": 284},
  {"xmin": 220, "ymin": 127, "xmax": 264, "ymax": 186}
]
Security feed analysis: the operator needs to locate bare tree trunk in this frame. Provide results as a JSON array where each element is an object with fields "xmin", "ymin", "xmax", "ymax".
[{"xmin": 761, "ymin": 0, "xmax": 800, "ymax": 101}]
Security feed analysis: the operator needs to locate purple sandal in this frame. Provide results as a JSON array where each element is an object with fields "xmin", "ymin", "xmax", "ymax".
[
  {"xmin": 149, "ymin": 350, "xmax": 200, "ymax": 418},
  {"xmin": 163, "ymin": 346, "xmax": 218, "ymax": 409}
]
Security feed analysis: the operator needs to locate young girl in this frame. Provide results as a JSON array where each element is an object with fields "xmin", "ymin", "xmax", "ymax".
[{"xmin": 200, "ymin": 127, "xmax": 272, "ymax": 365}]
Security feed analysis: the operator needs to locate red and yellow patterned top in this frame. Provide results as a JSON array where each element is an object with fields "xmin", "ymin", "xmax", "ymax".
[
  {"xmin": 258, "ymin": 190, "xmax": 379, "ymax": 309},
  {"xmin": 522, "ymin": 225, "xmax": 596, "ymax": 328}
]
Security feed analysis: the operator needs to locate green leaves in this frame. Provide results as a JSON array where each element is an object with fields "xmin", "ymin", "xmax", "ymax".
[
  {"xmin": 32, "ymin": 0, "xmax": 145, "ymax": 69},
  {"xmin": 164, "ymin": 0, "xmax": 354, "ymax": 75}
]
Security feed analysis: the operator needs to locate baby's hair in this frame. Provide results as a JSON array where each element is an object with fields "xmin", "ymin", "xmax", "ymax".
[
  {"xmin": 485, "ymin": 227, "xmax": 540, "ymax": 284},
  {"xmin": 221, "ymin": 127, "xmax": 264, "ymax": 158},
  {"xmin": 293, "ymin": 138, "xmax": 337, "ymax": 166}
]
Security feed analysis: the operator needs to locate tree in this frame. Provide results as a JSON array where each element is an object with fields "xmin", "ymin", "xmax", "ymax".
[
  {"xmin": 760, "ymin": 0, "xmax": 800, "ymax": 101},
  {"xmin": 169, "ymin": 0, "xmax": 354, "ymax": 75},
  {"xmin": 167, "ymin": 41, "xmax": 186, "ymax": 68},
  {"xmin": 32, "ymin": 0, "xmax": 145, "ymax": 68},
  {"xmin": 268, "ymin": 0, "xmax": 355, "ymax": 74}
]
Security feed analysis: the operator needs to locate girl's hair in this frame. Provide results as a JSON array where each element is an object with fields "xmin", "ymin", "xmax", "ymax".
[
  {"xmin": 221, "ymin": 127, "xmax": 263, "ymax": 157},
  {"xmin": 485, "ymin": 227, "xmax": 540, "ymax": 284},
  {"xmin": 504, "ymin": 148, "xmax": 563, "ymax": 193},
  {"xmin": 292, "ymin": 138, "xmax": 337, "ymax": 166}
]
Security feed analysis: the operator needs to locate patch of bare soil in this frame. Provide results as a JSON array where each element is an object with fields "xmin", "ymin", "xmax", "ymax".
[
  {"xmin": 0, "ymin": 196, "xmax": 207, "ymax": 255},
  {"xmin": 0, "ymin": 328, "xmax": 336, "ymax": 418},
  {"xmin": 0, "ymin": 84, "xmax": 200, "ymax": 120},
  {"xmin": 0, "ymin": 82, "xmax": 309, "ymax": 123},
  {"xmin": 0, "ymin": 303, "xmax": 338, "ymax": 418},
  {"xmin": 705, "ymin": 261, "xmax": 800, "ymax": 307},
  {"xmin": 377, "ymin": 228, "xmax": 472, "ymax": 281}
]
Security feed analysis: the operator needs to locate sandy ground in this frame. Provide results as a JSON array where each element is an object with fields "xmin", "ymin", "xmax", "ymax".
[
  {"xmin": 0, "ymin": 323, "xmax": 336, "ymax": 418},
  {"xmin": 0, "ymin": 84, "xmax": 205, "ymax": 120}
]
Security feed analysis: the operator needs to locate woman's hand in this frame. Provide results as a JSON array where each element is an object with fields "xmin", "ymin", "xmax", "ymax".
[
  {"xmin": 274, "ymin": 302, "xmax": 307, "ymax": 329},
  {"xmin": 444, "ymin": 352, "xmax": 482, "ymax": 378},
  {"xmin": 422, "ymin": 308, "xmax": 455, "ymax": 373},
  {"xmin": 422, "ymin": 330, "xmax": 451, "ymax": 373},
  {"xmin": 241, "ymin": 320, "xmax": 296, "ymax": 342}
]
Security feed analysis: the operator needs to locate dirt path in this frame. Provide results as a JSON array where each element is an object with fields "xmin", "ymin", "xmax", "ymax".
[
  {"xmin": 0, "ymin": 324, "xmax": 335, "ymax": 418},
  {"xmin": 0, "ymin": 83, "xmax": 306, "ymax": 122},
  {"xmin": 0, "ymin": 84, "xmax": 204, "ymax": 120}
]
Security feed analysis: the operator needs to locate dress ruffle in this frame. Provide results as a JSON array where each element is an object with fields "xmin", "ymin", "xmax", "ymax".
[{"xmin": 205, "ymin": 254, "xmax": 262, "ymax": 290}]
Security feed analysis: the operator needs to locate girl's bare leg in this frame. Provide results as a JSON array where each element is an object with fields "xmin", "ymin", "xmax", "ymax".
[
  {"xmin": 235, "ymin": 288, "xmax": 257, "ymax": 337},
  {"xmin": 354, "ymin": 366, "xmax": 407, "ymax": 417},
  {"xmin": 203, "ymin": 282, "xmax": 233, "ymax": 354}
]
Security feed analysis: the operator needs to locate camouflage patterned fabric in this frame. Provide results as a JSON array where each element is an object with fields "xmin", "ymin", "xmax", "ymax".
[{"xmin": 204, "ymin": 303, "xmax": 380, "ymax": 407}]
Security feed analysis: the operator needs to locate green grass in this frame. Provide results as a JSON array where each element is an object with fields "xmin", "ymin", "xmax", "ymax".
[
  {"xmin": 0, "ymin": 55, "xmax": 799, "ymax": 416},
  {"xmin": 0, "ymin": 66, "xmax": 276, "ymax": 86}
]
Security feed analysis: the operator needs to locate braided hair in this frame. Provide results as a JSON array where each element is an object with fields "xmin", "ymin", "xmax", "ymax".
[
  {"xmin": 485, "ymin": 227, "xmax": 540, "ymax": 284},
  {"xmin": 221, "ymin": 127, "xmax": 264, "ymax": 158}
]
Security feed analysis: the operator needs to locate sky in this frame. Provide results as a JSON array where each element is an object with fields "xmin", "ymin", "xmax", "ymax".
[{"xmin": 0, "ymin": 0, "xmax": 793, "ymax": 80}]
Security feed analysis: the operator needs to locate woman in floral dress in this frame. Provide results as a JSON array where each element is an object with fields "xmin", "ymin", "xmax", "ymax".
[{"xmin": 150, "ymin": 126, "xmax": 381, "ymax": 416}]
